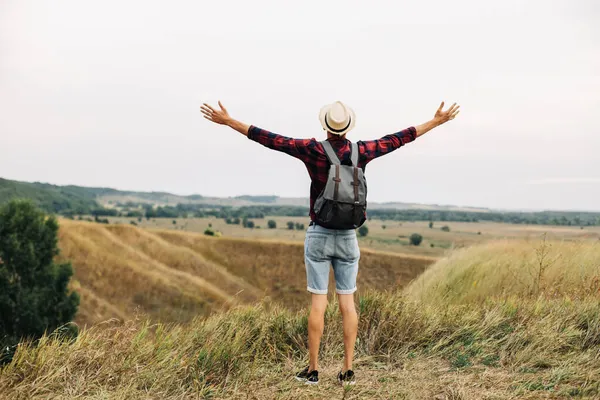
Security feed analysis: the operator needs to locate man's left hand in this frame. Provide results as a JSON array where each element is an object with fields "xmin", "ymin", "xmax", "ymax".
[{"xmin": 200, "ymin": 101, "xmax": 231, "ymax": 125}]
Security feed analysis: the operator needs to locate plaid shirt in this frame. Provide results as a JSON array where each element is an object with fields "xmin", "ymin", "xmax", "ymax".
[{"xmin": 247, "ymin": 125, "xmax": 417, "ymax": 221}]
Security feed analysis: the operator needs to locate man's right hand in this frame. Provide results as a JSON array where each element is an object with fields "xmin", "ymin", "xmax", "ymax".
[{"xmin": 433, "ymin": 102, "xmax": 460, "ymax": 125}]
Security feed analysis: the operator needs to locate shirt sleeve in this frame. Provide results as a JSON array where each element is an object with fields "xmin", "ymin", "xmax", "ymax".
[
  {"xmin": 247, "ymin": 125, "xmax": 317, "ymax": 162},
  {"xmin": 358, "ymin": 126, "xmax": 417, "ymax": 165}
]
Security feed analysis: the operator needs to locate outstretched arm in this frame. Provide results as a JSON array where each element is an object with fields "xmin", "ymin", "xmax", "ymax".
[
  {"xmin": 200, "ymin": 101, "xmax": 315, "ymax": 160},
  {"xmin": 200, "ymin": 101, "xmax": 250, "ymax": 136},
  {"xmin": 415, "ymin": 101, "xmax": 460, "ymax": 137},
  {"xmin": 359, "ymin": 101, "xmax": 460, "ymax": 164}
]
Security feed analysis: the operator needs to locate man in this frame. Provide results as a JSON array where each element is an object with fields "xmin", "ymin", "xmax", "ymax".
[{"xmin": 200, "ymin": 100, "xmax": 460, "ymax": 385}]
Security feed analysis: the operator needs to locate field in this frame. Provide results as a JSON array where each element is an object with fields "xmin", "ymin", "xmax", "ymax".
[
  {"xmin": 2, "ymin": 238, "xmax": 599, "ymax": 399},
  {"xmin": 57, "ymin": 219, "xmax": 433, "ymax": 327},
  {"xmin": 106, "ymin": 215, "xmax": 600, "ymax": 257}
]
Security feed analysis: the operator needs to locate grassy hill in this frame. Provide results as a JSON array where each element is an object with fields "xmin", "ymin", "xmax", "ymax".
[
  {"xmin": 58, "ymin": 220, "xmax": 433, "ymax": 327},
  {"xmin": 1, "ymin": 239, "xmax": 599, "ymax": 399}
]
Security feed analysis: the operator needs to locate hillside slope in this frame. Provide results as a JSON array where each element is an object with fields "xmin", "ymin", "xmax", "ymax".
[{"xmin": 58, "ymin": 220, "xmax": 433, "ymax": 326}]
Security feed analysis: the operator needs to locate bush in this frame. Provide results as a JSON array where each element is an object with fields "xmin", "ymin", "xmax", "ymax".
[
  {"xmin": 358, "ymin": 225, "xmax": 369, "ymax": 237},
  {"xmin": 382, "ymin": 225, "xmax": 386, "ymax": 229},
  {"xmin": 295, "ymin": 223, "xmax": 305, "ymax": 230},
  {"xmin": 130, "ymin": 221, "xmax": 137, "ymax": 226},
  {"xmin": 410, "ymin": 233, "xmax": 423, "ymax": 246},
  {"xmin": 233, "ymin": 217, "xmax": 241, "ymax": 225},
  {"xmin": 204, "ymin": 228, "xmax": 215, "ymax": 236},
  {"xmin": 268, "ymin": 220, "xmax": 277, "ymax": 229},
  {"xmin": 287, "ymin": 221, "xmax": 295, "ymax": 230},
  {"xmin": 441, "ymin": 225, "xmax": 451, "ymax": 232},
  {"xmin": 0, "ymin": 200, "xmax": 80, "ymax": 349},
  {"xmin": 172, "ymin": 220, "xmax": 177, "ymax": 225},
  {"xmin": 245, "ymin": 220, "xmax": 255, "ymax": 229},
  {"xmin": 225, "ymin": 218, "xmax": 232, "ymax": 224},
  {"xmin": 429, "ymin": 221, "xmax": 434, "ymax": 229},
  {"xmin": 94, "ymin": 215, "xmax": 109, "ymax": 224}
]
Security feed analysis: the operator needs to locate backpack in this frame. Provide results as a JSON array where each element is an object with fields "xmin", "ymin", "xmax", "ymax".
[{"xmin": 313, "ymin": 141, "xmax": 367, "ymax": 230}]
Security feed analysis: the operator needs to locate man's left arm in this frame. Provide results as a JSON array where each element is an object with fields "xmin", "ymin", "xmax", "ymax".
[{"xmin": 200, "ymin": 101, "xmax": 313, "ymax": 160}]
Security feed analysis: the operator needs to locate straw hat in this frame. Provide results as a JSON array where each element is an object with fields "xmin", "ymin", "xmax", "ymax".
[{"xmin": 319, "ymin": 101, "xmax": 356, "ymax": 136}]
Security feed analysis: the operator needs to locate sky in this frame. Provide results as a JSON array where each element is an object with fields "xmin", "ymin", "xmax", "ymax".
[{"xmin": 1, "ymin": 0, "xmax": 599, "ymax": 211}]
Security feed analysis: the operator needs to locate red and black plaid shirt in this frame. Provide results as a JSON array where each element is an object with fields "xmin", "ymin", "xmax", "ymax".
[{"xmin": 247, "ymin": 125, "xmax": 417, "ymax": 221}]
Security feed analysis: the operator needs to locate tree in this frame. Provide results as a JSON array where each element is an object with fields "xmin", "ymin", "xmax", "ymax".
[
  {"xmin": 233, "ymin": 217, "xmax": 241, "ymax": 225},
  {"xmin": 268, "ymin": 220, "xmax": 277, "ymax": 229},
  {"xmin": 0, "ymin": 200, "xmax": 80, "ymax": 349},
  {"xmin": 287, "ymin": 221, "xmax": 295, "ymax": 230},
  {"xmin": 358, "ymin": 225, "xmax": 369, "ymax": 237},
  {"xmin": 409, "ymin": 233, "xmax": 423, "ymax": 246},
  {"xmin": 429, "ymin": 221, "xmax": 434, "ymax": 229},
  {"xmin": 245, "ymin": 220, "xmax": 255, "ymax": 229},
  {"xmin": 441, "ymin": 225, "xmax": 451, "ymax": 232}
]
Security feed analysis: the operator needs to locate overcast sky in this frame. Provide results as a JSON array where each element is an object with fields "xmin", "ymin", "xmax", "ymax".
[{"xmin": 1, "ymin": 0, "xmax": 599, "ymax": 211}]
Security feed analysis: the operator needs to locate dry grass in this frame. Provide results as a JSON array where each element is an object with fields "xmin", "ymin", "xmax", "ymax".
[
  {"xmin": 406, "ymin": 237, "xmax": 600, "ymax": 304},
  {"xmin": 2, "ymin": 223, "xmax": 599, "ymax": 398},
  {"xmin": 1, "ymin": 292, "xmax": 599, "ymax": 399},
  {"xmin": 114, "ymin": 215, "xmax": 600, "ymax": 257},
  {"xmin": 58, "ymin": 220, "xmax": 432, "ymax": 326}
]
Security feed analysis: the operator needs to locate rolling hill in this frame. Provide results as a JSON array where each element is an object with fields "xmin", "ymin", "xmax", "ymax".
[
  {"xmin": 0, "ymin": 177, "xmax": 493, "ymax": 214},
  {"xmin": 3, "ymin": 239, "xmax": 599, "ymax": 399},
  {"xmin": 58, "ymin": 219, "xmax": 434, "ymax": 327}
]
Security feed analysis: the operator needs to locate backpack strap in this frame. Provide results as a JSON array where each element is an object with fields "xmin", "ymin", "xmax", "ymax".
[
  {"xmin": 350, "ymin": 142, "xmax": 358, "ymax": 167},
  {"xmin": 321, "ymin": 141, "xmax": 341, "ymax": 165}
]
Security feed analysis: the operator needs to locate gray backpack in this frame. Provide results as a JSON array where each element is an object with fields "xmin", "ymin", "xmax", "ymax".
[{"xmin": 313, "ymin": 141, "xmax": 367, "ymax": 230}]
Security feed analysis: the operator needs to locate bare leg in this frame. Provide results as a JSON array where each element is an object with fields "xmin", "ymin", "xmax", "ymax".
[
  {"xmin": 308, "ymin": 293, "xmax": 328, "ymax": 371},
  {"xmin": 338, "ymin": 293, "xmax": 358, "ymax": 371}
]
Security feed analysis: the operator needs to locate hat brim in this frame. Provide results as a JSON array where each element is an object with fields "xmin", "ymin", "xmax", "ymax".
[{"xmin": 319, "ymin": 104, "xmax": 356, "ymax": 136}]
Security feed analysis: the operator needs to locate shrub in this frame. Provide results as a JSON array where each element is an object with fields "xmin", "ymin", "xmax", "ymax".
[
  {"xmin": 172, "ymin": 220, "xmax": 177, "ymax": 225},
  {"xmin": 295, "ymin": 223, "xmax": 305, "ymax": 230},
  {"xmin": 233, "ymin": 217, "xmax": 241, "ymax": 225},
  {"xmin": 287, "ymin": 221, "xmax": 295, "ymax": 230},
  {"xmin": 441, "ymin": 225, "xmax": 451, "ymax": 232},
  {"xmin": 429, "ymin": 221, "xmax": 434, "ymax": 229},
  {"xmin": 204, "ymin": 228, "xmax": 215, "ymax": 236},
  {"xmin": 358, "ymin": 225, "xmax": 369, "ymax": 237},
  {"xmin": 130, "ymin": 221, "xmax": 137, "ymax": 226},
  {"xmin": 382, "ymin": 225, "xmax": 386, "ymax": 230},
  {"xmin": 410, "ymin": 233, "xmax": 423, "ymax": 246},
  {"xmin": 268, "ymin": 220, "xmax": 277, "ymax": 229},
  {"xmin": 94, "ymin": 215, "xmax": 109, "ymax": 224},
  {"xmin": 245, "ymin": 220, "xmax": 255, "ymax": 229},
  {"xmin": 0, "ymin": 200, "xmax": 80, "ymax": 349}
]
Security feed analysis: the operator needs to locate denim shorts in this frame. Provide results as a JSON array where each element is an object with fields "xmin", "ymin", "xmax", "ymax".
[{"xmin": 304, "ymin": 223, "xmax": 360, "ymax": 295}]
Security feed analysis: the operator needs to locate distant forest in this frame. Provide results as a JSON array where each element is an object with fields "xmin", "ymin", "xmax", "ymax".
[{"xmin": 1, "ymin": 178, "xmax": 599, "ymax": 226}]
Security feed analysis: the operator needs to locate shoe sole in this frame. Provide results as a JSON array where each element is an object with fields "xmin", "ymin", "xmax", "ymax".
[
  {"xmin": 305, "ymin": 380, "xmax": 319, "ymax": 385},
  {"xmin": 295, "ymin": 376, "xmax": 306, "ymax": 382}
]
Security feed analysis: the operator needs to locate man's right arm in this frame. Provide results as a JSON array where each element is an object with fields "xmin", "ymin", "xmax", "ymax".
[{"xmin": 359, "ymin": 101, "xmax": 460, "ymax": 165}]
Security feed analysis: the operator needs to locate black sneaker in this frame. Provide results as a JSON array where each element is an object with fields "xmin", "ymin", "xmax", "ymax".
[
  {"xmin": 337, "ymin": 370, "xmax": 356, "ymax": 386},
  {"xmin": 295, "ymin": 366, "xmax": 319, "ymax": 385}
]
